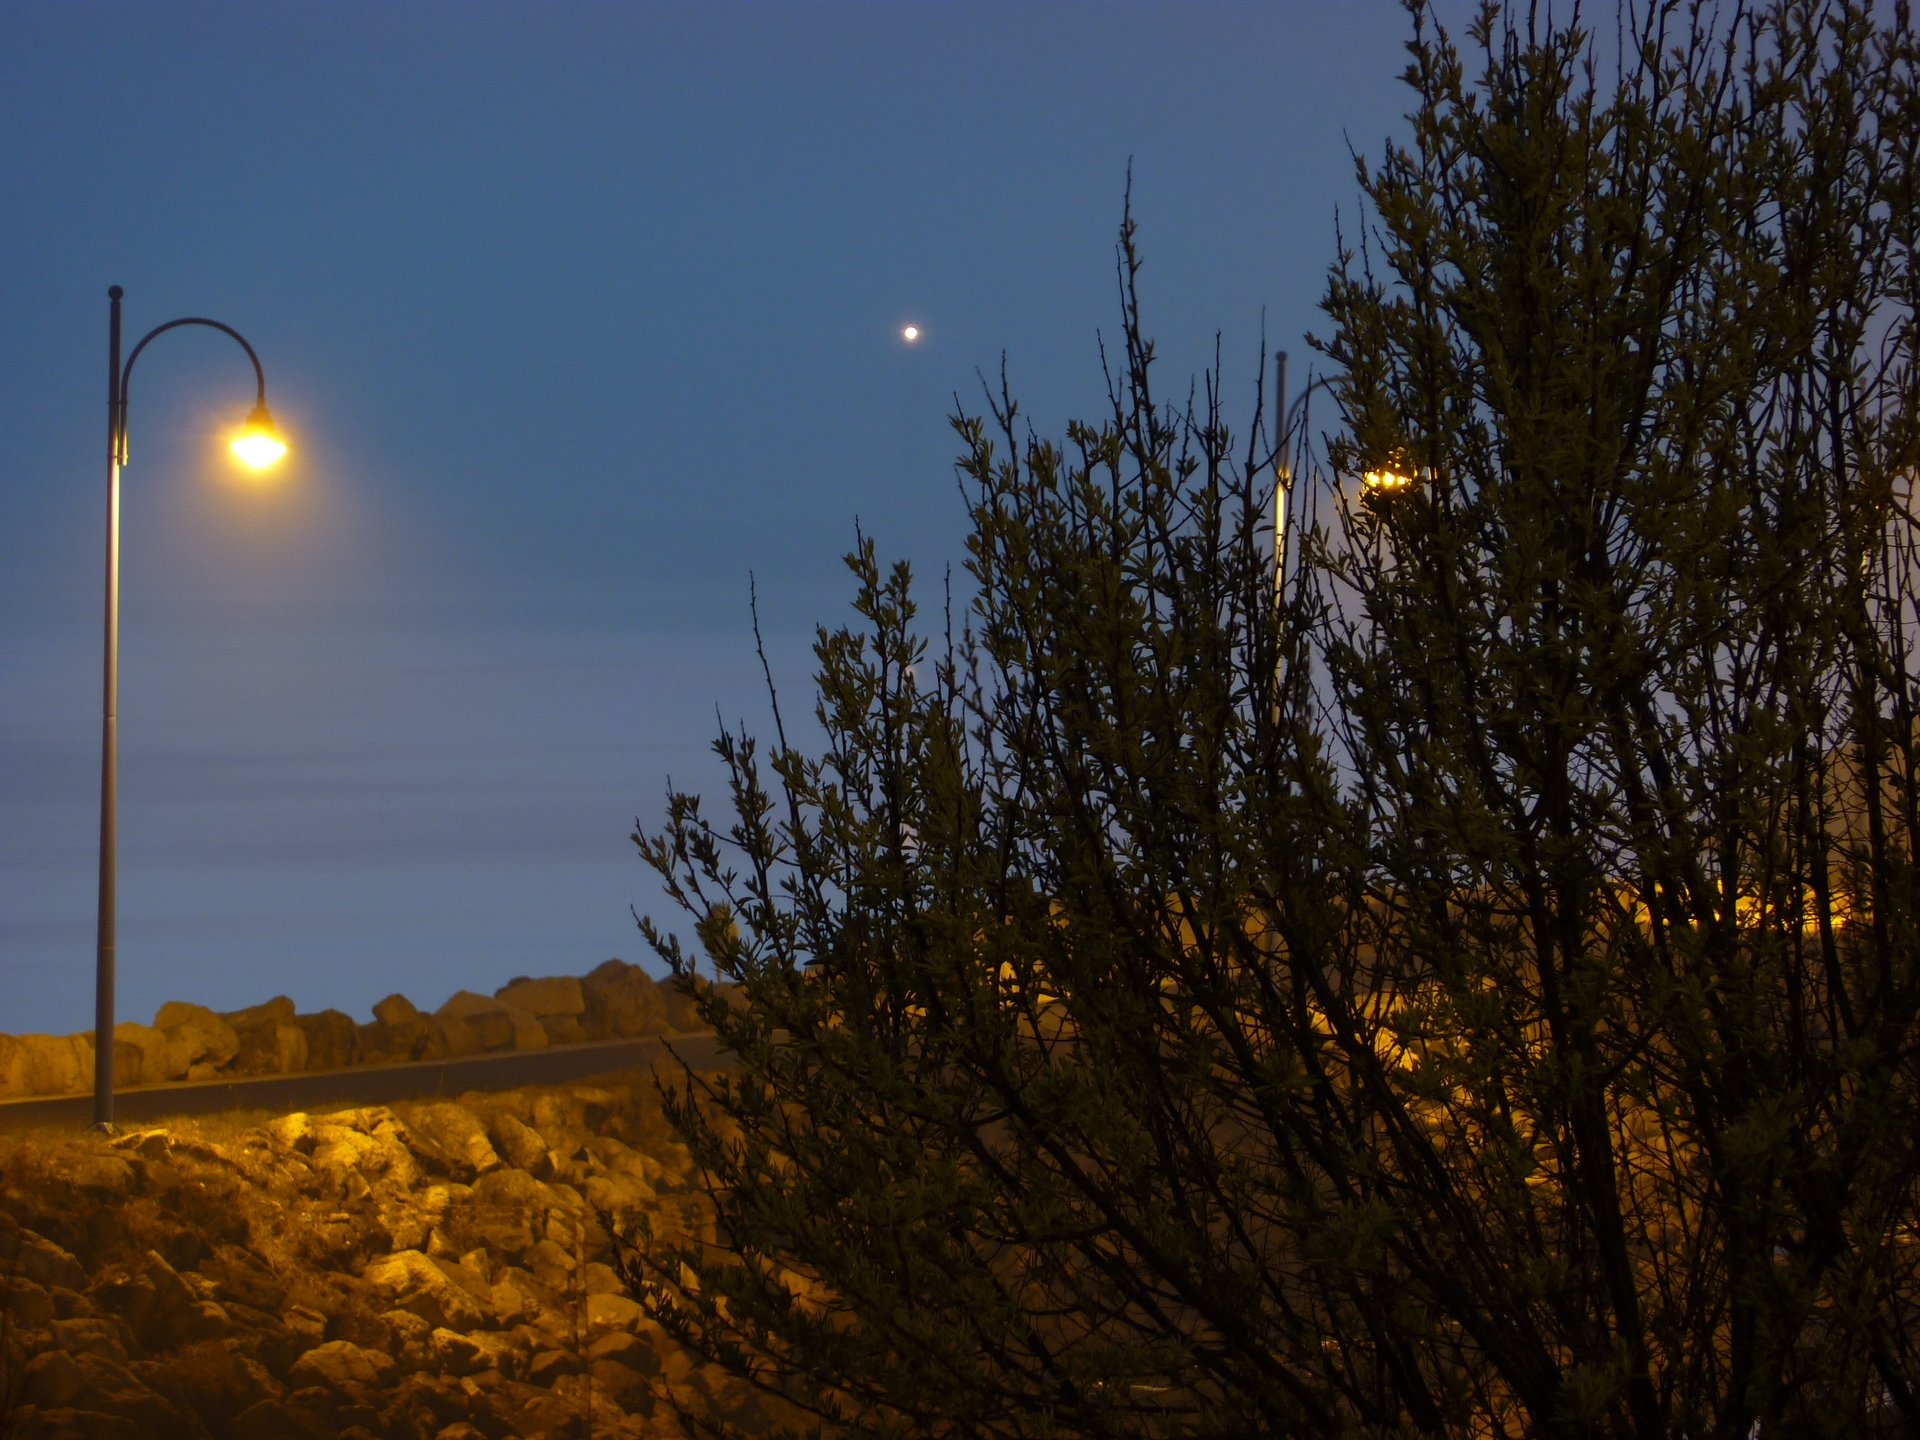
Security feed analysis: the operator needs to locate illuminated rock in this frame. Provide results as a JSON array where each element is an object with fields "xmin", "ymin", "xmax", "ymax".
[{"xmin": 496, "ymin": 974, "xmax": 586, "ymax": 1019}]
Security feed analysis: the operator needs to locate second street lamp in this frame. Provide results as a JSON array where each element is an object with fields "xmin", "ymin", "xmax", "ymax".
[{"xmin": 93, "ymin": 284, "xmax": 288, "ymax": 1131}]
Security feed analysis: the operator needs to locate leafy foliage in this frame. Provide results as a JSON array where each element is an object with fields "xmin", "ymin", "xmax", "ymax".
[{"xmin": 626, "ymin": 3, "xmax": 1920, "ymax": 1436}]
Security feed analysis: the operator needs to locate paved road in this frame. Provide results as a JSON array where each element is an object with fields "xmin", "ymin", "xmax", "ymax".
[{"xmin": 0, "ymin": 1031, "xmax": 729, "ymax": 1129}]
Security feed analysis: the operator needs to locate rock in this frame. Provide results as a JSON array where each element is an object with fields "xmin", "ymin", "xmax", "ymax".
[
  {"xmin": 157, "ymin": 1340, "xmax": 283, "ymax": 1427},
  {"xmin": 372, "ymin": 992, "xmax": 420, "ymax": 1026},
  {"xmin": 228, "ymin": 1020, "xmax": 309, "ymax": 1076},
  {"xmin": 4, "ymin": 1276, "xmax": 54, "ymax": 1329},
  {"xmin": 429, "ymin": 1326, "xmax": 521, "ymax": 1378},
  {"xmin": 66, "ymin": 1151, "xmax": 139, "ymax": 1199},
  {"xmin": 591, "ymin": 1356, "xmax": 655, "ymax": 1414},
  {"xmin": 580, "ymin": 959, "xmax": 669, "ymax": 1039},
  {"xmin": 362, "ymin": 1250, "xmax": 489, "ymax": 1332},
  {"xmin": 25, "ymin": 1410, "xmax": 139, "ymax": 1440},
  {"xmin": 585, "ymin": 1291, "xmax": 647, "ymax": 1335},
  {"xmin": 0, "ymin": 1031, "xmax": 94, "ymax": 1097},
  {"xmin": 23, "ymin": 1352, "xmax": 197, "ymax": 1439},
  {"xmin": 267, "ymin": 1111, "xmax": 317, "ymax": 1152},
  {"xmin": 465, "ymin": 1167, "xmax": 553, "ymax": 1258},
  {"xmin": 539, "ymin": 1013, "xmax": 588, "ymax": 1045},
  {"xmin": 12, "ymin": 1228, "xmax": 86, "ymax": 1290},
  {"xmin": 92, "ymin": 1248, "xmax": 222, "ymax": 1352},
  {"xmin": 584, "ymin": 1171, "xmax": 653, "ymax": 1221},
  {"xmin": 381, "ymin": 1307, "xmax": 434, "ymax": 1366},
  {"xmin": 583, "ymin": 1260, "xmax": 623, "ymax": 1295},
  {"xmin": 489, "ymin": 1113, "xmax": 552, "ymax": 1177},
  {"xmin": 487, "ymin": 1270, "xmax": 540, "ymax": 1326},
  {"xmin": 527, "ymin": 1348, "xmax": 580, "ymax": 1385},
  {"xmin": 437, "ymin": 990, "xmax": 548, "ymax": 1052},
  {"xmin": 113, "ymin": 1034, "xmax": 147, "ymax": 1086},
  {"xmin": 153, "ymin": 1001, "xmax": 241, "ymax": 1068},
  {"xmin": 401, "ymin": 1104, "xmax": 501, "ymax": 1180},
  {"xmin": 221, "ymin": 994, "xmax": 298, "ymax": 1029},
  {"xmin": 282, "ymin": 1303, "xmax": 329, "ymax": 1348},
  {"xmin": 662, "ymin": 979, "xmax": 705, "ymax": 1031},
  {"xmin": 464, "ymin": 1008, "xmax": 518, "ymax": 1053},
  {"xmin": 294, "ymin": 1009, "xmax": 360, "ymax": 1070},
  {"xmin": 21, "ymin": 1347, "xmax": 87, "ymax": 1408},
  {"xmin": 113, "ymin": 1021, "xmax": 178, "ymax": 1084},
  {"xmin": 357, "ymin": 1015, "xmax": 449, "ymax": 1065},
  {"xmin": 229, "ymin": 1397, "xmax": 337, "ymax": 1440},
  {"xmin": 310, "ymin": 1118, "xmax": 420, "ymax": 1192},
  {"xmin": 495, "ymin": 975, "xmax": 585, "ymax": 1019},
  {"xmin": 587, "ymin": 1328, "xmax": 660, "ymax": 1375},
  {"xmin": 289, "ymin": 1339, "xmax": 397, "ymax": 1393},
  {"xmin": 52, "ymin": 1313, "xmax": 129, "ymax": 1361},
  {"xmin": 524, "ymin": 1237, "xmax": 576, "ymax": 1291},
  {"xmin": 434, "ymin": 1013, "xmax": 482, "ymax": 1056},
  {"xmin": 434, "ymin": 988, "xmax": 499, "ymax": 1020}
]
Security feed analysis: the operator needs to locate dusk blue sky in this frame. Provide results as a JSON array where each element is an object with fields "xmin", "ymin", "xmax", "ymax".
[{"xmin": 2, "ymin": 1, "xmax": 1449, "ymax": 1036}]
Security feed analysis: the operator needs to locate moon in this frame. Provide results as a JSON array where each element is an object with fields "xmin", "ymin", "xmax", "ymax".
[{"xmin": 901, "ymin": 324, "xmax": 921, "ymax": 343}]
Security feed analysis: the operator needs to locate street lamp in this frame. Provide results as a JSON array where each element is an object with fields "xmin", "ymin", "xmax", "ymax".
[
  {"xmin": 1362, "ymin": 467, "xmax": 1416, "ymax": 495},
  {"xmin": 93, "ymin": 285, "xmax": 287, "ymax": 1130}
]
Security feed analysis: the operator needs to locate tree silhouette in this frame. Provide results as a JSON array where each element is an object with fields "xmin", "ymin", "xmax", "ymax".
[{"xmin": 627, "ymin": 3, "xmax": 1920, "ymax": 1436}]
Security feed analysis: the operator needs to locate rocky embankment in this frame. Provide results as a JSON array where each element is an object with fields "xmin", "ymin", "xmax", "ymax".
[
  {"xmin": 0, "ymin": 961, "xmax": 695, "ymax": 1100},
  {"xmin": 0, "ymin": 1068, "xmax": 758, "ymax": 1438}
]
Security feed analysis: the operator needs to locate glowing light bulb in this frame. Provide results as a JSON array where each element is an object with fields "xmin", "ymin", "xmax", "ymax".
[{"xmin": 230, "ymin": 405, "xmax": 287, "ymax": 471}]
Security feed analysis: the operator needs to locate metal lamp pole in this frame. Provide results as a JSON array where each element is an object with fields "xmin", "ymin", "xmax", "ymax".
[
  {"xmin": 94, "ymin": 285, "xmax": 286, "ymax": 1131},
  {"xmin": 1272, "ymin": 351, "xmax": 1332, "ymax": 704}
]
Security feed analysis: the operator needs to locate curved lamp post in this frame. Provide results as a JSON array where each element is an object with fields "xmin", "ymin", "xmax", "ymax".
[{"xmin": 94, "ymin": 284, "xmax": 287, "ymax": 1130}]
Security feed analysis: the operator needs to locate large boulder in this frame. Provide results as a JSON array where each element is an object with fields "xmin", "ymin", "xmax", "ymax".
[
  {"xmin": 539, "ymin": 1012, "xmax": 588, "ymax": 1045},
  {"xmin": 156, "ymin": 1341, "xmax": 282, "ymax": 1428},
  {"xmin": 11, "ymin": 1228, "xmax": 86, "ymax": 1290},
  {"xmin": 585, "ymin": 1290, "xmax": 647, "ymax": 1336},
  {"xmin": 580, "ymin": 959, "xmax": 669, "ymax": 1039},
  {"xmin": 308, "ymin": 1108, "xmax": 423, "ymax": 1193},
  {"xmin": 22, "ymin": 1351, "xmax": 200, "ymax": 1439},
  {"xmin": 293, "ymin": 1008, "xmax": 359, "ymax": 1070},
  {"xmin": 372, "ymin": 992, "xmax": 420, "ymax": 1026},
  {"xmin": 433, "ymin": 1013, "xmax": 482, "ymax": 1057},
  {"xmin": 361, "ymin": 1250, "xmax": 488, "ymax": 1332},
  {"xmin": 495, "ymin": 975, "xmax": 585, "ymax": 1019},
  {"xmin": 0, "ymin": 1032, "xmax": 94, "ymax": 1097},
  {"xmin": 489, "ymin": 1113, "xmax": 552, "ymax": 1177},
  {"xmin": 436, "ymin": 990, "xmax": 547, "ymax": 1052},
  {"xmin": 153, "ymin": 1001, "xmax": 240, "ymax": 1071},
  {"xmin": 402, "ymin": 1103, "xmax": 502, "ymax": 1180},
  {"xmin": 357, "ymin": 1014, "xmax": 450, "ymax": 1065},
  {"xmin": 113, "ymin": 1021, "xmax": 178, "ymax": 1085},
  {"xmin": 464, "ymin": 1167, "xmax": 554, "ymax": 1260},
  {"xmin": 215, "ymin": 996, "xmax": 308, "ymax": 1076},
  {"xmin": 220, "ymin": 994, "xmax": 297, "ymax": 1030},
  {"xmin": 428, "ymin": 1326, "xmax": 520, "ymax": 1379},
  {"xmin": 229, "ymin": 1022, "xmax": 308, "ymax": 1076},
  {"xmin": 287, "ymin": 1338, "xmax": 397, "ymax": 1394},
  {"xmin": 91, "ymin": 1249, "xmax": 226, "ymax": 1352}
]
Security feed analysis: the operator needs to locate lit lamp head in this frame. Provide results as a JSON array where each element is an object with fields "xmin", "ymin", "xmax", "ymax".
[
  {"xmin": 229, "ymin": 404, "xmax": 288, "ymax": 471},
  {"xmin": 1362, "ymin": 466, "xmax": 1415, "ymax": 495}
]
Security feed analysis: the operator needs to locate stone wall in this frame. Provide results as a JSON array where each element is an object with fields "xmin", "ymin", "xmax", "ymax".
[
  {"xmin": 0, "ymin": 960, "xmax": 701, "ymax": 1101},
  {"xmin": 0, "ymin": 1072, "xmax": 765, "ymax": 1438}
]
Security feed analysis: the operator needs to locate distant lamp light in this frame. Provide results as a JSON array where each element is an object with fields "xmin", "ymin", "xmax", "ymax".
[
  {"xmin": 1363, "ymin": 467, "xmax": 1415, "ymax": 494},
  {"xmin": 230, "ymin": 405, "xmax": 288, "ymax": 470},
  {"xmin": 901, "ymin": 324, "xmax": 921, "ymax": 343}
]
